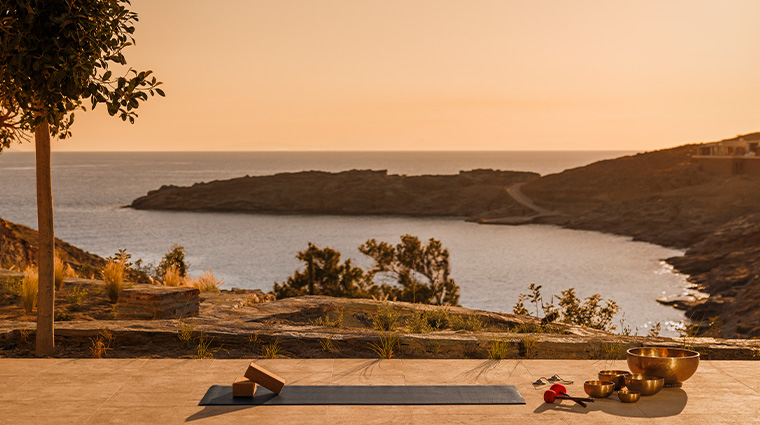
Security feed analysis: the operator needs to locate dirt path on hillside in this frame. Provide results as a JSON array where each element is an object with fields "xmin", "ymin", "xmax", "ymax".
[{"xmin": 477, "ymin": 183, "xmax": 560, "ymax": 225}]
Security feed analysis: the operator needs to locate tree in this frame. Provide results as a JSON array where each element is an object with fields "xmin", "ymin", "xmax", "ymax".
[
  {"xmin": 273, "ymin": 243, "xmax": 376, "ymax": 299},
  {"xmin": 0, "ymin": 1, "xmax": 164, "ymax": 355},
  {"xmin": 359, "ymin": 235, "xmax": 460, "ymax": 306}
]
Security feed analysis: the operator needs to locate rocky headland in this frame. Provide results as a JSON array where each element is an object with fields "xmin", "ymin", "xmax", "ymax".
[
  {"xmin": 130, "ymin": 169, "xmax": 539, "ymax": 220},
  {"xmin": 521, "ymin": 137, "xmax": 760, "ymax": 338}
]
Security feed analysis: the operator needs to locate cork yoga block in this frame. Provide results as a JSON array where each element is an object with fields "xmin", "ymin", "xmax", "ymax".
[
  {"xmin": 232, "ymin": 377, "xmax": 257, "ymax": 397},
  {"xmin": 244, "ymin": 363, "xmax": 286, "ymax": 394}
]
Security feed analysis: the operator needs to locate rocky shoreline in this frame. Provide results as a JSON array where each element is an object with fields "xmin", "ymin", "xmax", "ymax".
[{"xmin": 521, "ymin": 140, "xmax": 760, "ymax": 338}]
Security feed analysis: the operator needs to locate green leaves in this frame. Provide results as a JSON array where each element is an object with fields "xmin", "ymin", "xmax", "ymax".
[
  {"xmin": 359, "ymin": 235, "xmax": 460, "ymax": 306},
  {"xmin": 273, "ymin": 243, "xmax": 375, "ymax": 299},
  {"xmin": 0, "ymin": 0, "xmax": 164, "ymax": 150}
]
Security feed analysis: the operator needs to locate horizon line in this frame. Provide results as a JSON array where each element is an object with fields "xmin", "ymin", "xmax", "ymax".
[{"xmin": 5, "ymin": 148, "xmax": 644, "ymax": 154}]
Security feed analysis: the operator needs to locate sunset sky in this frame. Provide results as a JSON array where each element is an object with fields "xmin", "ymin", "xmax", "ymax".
[{"xmin": 23, "ymin": 0, "xmax": 760, "ymax": 152}]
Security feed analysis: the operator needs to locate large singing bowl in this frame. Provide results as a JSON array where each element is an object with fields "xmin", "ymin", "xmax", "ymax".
[{"xmin": 626, "ymin": 347, "xmax": 699, "ymax": 385}]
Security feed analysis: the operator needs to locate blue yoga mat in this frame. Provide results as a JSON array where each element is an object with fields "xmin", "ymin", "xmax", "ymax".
[{"xmin": 199, "ymin": 385, "xmax": 525, "ymax": 405}]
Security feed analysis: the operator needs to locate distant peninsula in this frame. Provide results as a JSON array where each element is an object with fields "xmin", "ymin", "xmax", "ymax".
[{"xmin": 129, "ymin": 169, "xmax": 539, "ymax": 220}]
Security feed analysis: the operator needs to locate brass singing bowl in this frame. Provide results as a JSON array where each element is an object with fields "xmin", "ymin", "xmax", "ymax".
[
  {"xmin": 623, "ymin": 374, "xmax": 664, "ymax": 396},
  {"xmin": 626, "ymin": 347, "xmax": 700, "ymax": 385},
  {"xmin": 617, "ymin": 389, "xmax": 640, "ymax": 403},
  {"xmin": 598, "ymin": 370, "xmax": 629, "ymax": 390},
  {"xmin": 584, "ymin": 380, "xmax": 615, "ymax": 398}
]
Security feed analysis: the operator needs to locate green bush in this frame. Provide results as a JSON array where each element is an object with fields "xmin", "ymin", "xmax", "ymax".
[
  {"xmin": 450, "ymin": 314, "xmax": 484, "ymax": 332},
  {"xmin": 406, "ymin": 310, "xmax": 433, "ymax": 333},
  {"xmin": 513, "ymin": 285, "xmax": 620, "ymax": 332}
]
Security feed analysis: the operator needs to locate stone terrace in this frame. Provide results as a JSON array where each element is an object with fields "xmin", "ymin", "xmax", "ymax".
[{"xmin": 0, "ymin": 358, "xmax": 757, "ymax": 424}]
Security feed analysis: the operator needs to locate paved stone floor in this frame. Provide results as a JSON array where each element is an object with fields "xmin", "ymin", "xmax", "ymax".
[{"xmin": 0, "ymin": 358, "xmax": 757, "ymax": 424}]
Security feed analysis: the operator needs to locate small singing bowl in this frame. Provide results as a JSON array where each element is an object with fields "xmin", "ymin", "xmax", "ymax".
[
  {"xmin": 584, "ymin": 380, "xmax": 616, "ymax": 398},
  {"xmin": 598, "ymin": 370, "xmax": 629, "ymax": 390},
  {"xmin": 617, "ymin": 389, "xmax": 640, "ymax": 403},
  {"xmin": 623, "ymin": 374, "xmax": 664, "ymax": 396}
]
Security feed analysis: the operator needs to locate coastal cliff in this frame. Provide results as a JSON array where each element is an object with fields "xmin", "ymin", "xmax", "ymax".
[
  {"xmin": 522, "ymin": 141, "xmax": 760, "ymax": 338},
  {"xmin": 130, "ymin": 169, "xmax": 539, "ymax": 220}
]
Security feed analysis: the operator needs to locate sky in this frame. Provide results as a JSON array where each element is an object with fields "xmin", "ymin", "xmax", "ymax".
[{"xmin": 20, "ymin": 0, "xmax": 760, "ymax": 152}]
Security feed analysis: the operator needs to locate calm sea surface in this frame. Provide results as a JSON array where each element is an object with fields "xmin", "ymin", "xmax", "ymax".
[{"xmin": 0, "ymin": 151, "xmax": 692, "ymax": 336}]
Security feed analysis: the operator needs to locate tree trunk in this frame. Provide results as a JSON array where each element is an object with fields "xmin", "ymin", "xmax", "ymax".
[{"xmin": 34, "ymin": 120, "xmax": 55, "ymax": 357}]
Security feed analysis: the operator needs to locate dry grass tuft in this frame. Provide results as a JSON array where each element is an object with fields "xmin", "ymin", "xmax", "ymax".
[
  {"xmin": 368, "ymin": 331, "xmax": 399, "ymax": 359},
  {"xmin": 89, "ymin": 330, "xmax": 114, "ymax": 358},
  {"xmin": 263, "ymin": 339, "xmax": 282, "ymax": 359},
  {"xmin": 101, "ymin": 259, "xmax": 127, "ymax": 303},
  {"xmin": 54, "ymin": 255, "xmax": 65, "ymax": 290},
  {"xmin": 488, "ymin": 336, "xmax": 511, "ymax": 360},
  {"xmin": 162, "ymin": 266, "xmax": 183, "ymax": 287},
  {"xmin": 21, "ymin": 266, "xmax": 38, "ymax": 314},
  {"xmin": 53, "ymin": 254, "xmax": 76, "ymax": 290},
  {"xmin": 185, "ymin": 269, "xmax": 223, "ymax": 292}
]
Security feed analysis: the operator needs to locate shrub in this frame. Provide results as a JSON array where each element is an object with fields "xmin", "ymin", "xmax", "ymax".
[
  {"xmin": 450, "ymin": 314, "xmax": 484, "ymax": 332},
  {"xmin": 54, "ymin": 311, "xmax": 71, "ymax": 321},
  {"xmin": 555, "ymin": 289, "xmax": 620, "ymax": 331},
  {"xmin": 108, "ymin": 249, "xmax": 153, "ymax": 283},
  {"xmin": 513, "ymin": 285, "xmax": 620, "ymax": 332},
  {"xmin": 21, "ymin": 266, "xmax": 38, "ymax": 313},
  {"xmin": 424, "ymin": 308, "xmax": 451, "ymax": 330},
  {"xmin": 311, "ymin": 309, "xmax": 344, "ymax": 328},
  {"xmin": 66, "ymin": 285, "xmax": 88, "ymax": 305},
  {"xmin": 101, "ymin": 258, "xmax": 127, "ymax": 303},
  {"xmin": 162, "ymin": 266, "xmax": 182, "ymax": 287},
  {"xmin": 373, "ymin": 304, "xmax": 400, "ymax": 331},
  {"xmin": 157, "ymin": 244, "xmax": 188, "ymax": 278},
  {"xmin": 406, "ymin": 310, "xmax": 432, "ymax": 333}
]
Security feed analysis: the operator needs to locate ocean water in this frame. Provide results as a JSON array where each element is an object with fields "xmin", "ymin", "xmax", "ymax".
[{"xmin": 0, "ymin": 151, "xmax": 692, "ymax": 336}]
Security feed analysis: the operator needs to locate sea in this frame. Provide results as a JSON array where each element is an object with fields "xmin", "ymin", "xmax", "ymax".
[{"xmin": 0, "ymin": 151, "xmax": 696, "ymax": 336}]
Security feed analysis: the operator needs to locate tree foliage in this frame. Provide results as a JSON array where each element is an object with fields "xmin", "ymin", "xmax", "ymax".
[
  {"xmin": 157, "ymin": 244, "xmax": 188, "ymax": 278},
  {"xmin": 274, "ymin": 235, "xmax": 461, "ymax": 306},
  {"xmin": 273, "ymin": 243, "xmax": 376, "ymax": 299},
  {"xmin": 0, "ymin": 0, "xmax": 164, "ymax": 149},
  {"xmin": 359, "ymin": 235, "xmax": 460, "ymax": 306}
]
